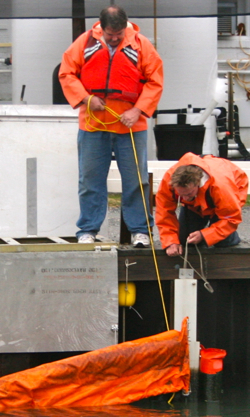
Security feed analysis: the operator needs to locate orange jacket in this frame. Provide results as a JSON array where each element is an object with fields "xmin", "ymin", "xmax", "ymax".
[
  {"xmin": 155, "ymin": 153, "xmax": 248, "ymax": 248},
  {"xmin": 59, "ymin": 22, "xmax": 163, "ymax": 133}
]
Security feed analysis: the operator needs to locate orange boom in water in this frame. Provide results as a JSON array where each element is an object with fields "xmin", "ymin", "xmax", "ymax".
[{"xmin": 0, "ymin": 318, "xmax": 190, "ymax": 410}]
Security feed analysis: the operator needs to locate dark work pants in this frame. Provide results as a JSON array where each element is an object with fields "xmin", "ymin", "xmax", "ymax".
[{"xmin": 178, "ymin": 205, "xmax": 241, "ymax": 247}]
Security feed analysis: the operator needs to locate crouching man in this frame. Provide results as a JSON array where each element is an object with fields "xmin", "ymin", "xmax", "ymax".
[{"xmin": 155, "ymin": 152, "xmax": 248, "ymax": 257}]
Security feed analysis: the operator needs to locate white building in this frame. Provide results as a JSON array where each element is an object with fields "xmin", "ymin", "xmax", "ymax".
[{"xmin": 0, "ymin": 1, "xmax": 250, "ymax": 237}]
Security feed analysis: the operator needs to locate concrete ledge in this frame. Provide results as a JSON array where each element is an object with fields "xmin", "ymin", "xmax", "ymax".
[{"xmin": 108, "ymin": 160, "xmax": 250, "ymax": 194}]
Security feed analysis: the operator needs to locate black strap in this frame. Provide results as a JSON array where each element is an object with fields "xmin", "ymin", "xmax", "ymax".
[
  {"xmin": 91, "ymin": 88, "xmax": 122, "ymax": 94},
  {"xmin": 205, "ymin": 187, "xmax": 215, "ymax": 208}
]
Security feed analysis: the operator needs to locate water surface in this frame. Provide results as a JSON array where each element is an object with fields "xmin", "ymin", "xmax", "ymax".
[{"xmin": 0, "ymin": 387, "xmax": 249, "ymax": 417}]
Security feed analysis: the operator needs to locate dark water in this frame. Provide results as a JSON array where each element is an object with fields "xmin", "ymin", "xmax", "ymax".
[{"xmin": 0, "ymin": 388, "xmax": 250, "ymax": 417}]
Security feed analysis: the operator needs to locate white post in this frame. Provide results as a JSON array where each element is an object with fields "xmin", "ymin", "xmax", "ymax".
[{"xmin": 174, "ymin": 276, "xmax": 200, "ymax": 372}]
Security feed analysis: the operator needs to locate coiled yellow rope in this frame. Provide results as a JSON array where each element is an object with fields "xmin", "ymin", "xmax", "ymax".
[
  {"xmin": 86, "ymin": 95, "xmax": 169, "ymax": 331},
  {"xmin": 85, "ymin": 96, "xmax": 120, "ymax": 133}
]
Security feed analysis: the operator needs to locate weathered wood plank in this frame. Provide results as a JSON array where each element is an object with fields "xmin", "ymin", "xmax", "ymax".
[{"xmin": 118, "ymin": 242, "xmax": 250, "ymax": 281}]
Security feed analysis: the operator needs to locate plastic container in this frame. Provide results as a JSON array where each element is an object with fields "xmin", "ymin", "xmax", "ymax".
[
  {"xmin": 154, "ymin": 124, "xmax": 205, "ymax": 160},
  {"xmin": 199, "ymin": 345, "xmax": 227, "ymax": 402},
  {"xmin": 200, "ymin": 346, "xmax": 227, "ymax": 374}
]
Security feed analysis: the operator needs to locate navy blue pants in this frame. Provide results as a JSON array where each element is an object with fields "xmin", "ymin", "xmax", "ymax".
[{"xmin": 178, "ymin": 206, "xmax": 240, "ymax": 247}]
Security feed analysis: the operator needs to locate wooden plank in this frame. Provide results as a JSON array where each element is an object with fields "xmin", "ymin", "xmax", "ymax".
[
  {"xmin": 117, "ymin": 243, "xmax": 250, "ymax": 281},
  {"xmin": 0, "ymin": 235, "xmax": 249, "ymax": 280},
  {"xmin": 0, "ymin": 242, "xmax": 118, "ymax": 253},
  {"xmin": 1, "ymin": 238, "xmax": 21, "ymax": 245},
  {"xmin": 118, "ymin": 250, "xmax": 199, "ymax": 281},
  {"xmin": 202, "ymin": 253, "xmax": 250, "ymax": 280}
]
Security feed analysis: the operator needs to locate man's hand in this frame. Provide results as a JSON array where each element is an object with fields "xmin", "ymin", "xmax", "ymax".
[
  {"xmin": 120, "ymin": 107, "xmax": 141, "ymax": 129},
  {"xmin": 82, "ymin": 95, "xmax": 105, "ymax": 111},
  {"xmin": 187, "ymin": 231, "xmax": 203, "ymax": 244},
  {"xmin": 166, "ymin": 244, "xmax": 183, "ymax": 257}
]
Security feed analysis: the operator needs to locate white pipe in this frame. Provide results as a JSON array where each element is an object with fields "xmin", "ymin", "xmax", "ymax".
[
  {"xmin": 212, "ymin": 109, "xmax": 221, "ymax": 118},
  {"xmin": 218, "ymin": 70, "xmax": 250, "ymax": 74},
  {"xmin": 191, "ymin": 99, "xmax": 218, "ymax": 126},
  {"xmin": 228, "ymin": 144, "xmax": 239, "ymax": 149},
  {"xmin": 218, "ymin": 59, "xmax": 249, "ymax": 64},
  {"xmin": 228, "ymin": 149, "xmax": 250, "ymax": 158},
  {"xmin": 217, "ymin": 59, "xmax": 250, "ymax": 74}
]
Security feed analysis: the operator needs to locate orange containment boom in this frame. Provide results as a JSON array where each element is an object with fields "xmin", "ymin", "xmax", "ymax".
[{"xmin": 0, "ymin": 317, "xmax": 190, "ymax": 410}]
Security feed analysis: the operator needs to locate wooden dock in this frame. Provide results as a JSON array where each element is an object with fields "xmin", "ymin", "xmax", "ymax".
[
  {"xmin": 118, "ymin": 241, "xmax": 250, "ymax": 281},
  {"xmin": 0, "ymin": 237, "xmax": 249, "ymax": 390}
]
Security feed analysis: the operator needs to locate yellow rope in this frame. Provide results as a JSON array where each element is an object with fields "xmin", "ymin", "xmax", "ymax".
[
  {"xmin": 85, "ymin": 95, "xmax": 121, "ymax": 132},
  {"xmin": 167, "ymin": 392, "xmax": 175, "ymax": 406},
  {"xmin": 86, "ymin": 96, "xmax": 169, "ymax": 331},
  {"xmin": 129, "ymin": 127, "xmax": 169, "ymax": 331}
]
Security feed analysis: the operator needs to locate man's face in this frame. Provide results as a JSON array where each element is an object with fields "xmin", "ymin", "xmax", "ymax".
[
  {"xmin": 103, "ymin": 26, "xmax": 126, "ymax": 47},
  {"xmin": 175, "ymin": 183, "xmax": 199, "ymax": 202}
]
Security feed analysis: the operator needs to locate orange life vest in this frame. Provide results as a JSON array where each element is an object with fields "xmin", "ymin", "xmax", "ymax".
[{"xmin": 80, "ymin": 33, "xmax": 147, "ymax": 103}]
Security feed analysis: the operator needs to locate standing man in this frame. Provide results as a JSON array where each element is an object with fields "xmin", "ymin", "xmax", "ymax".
[
  {"xmin": 155, "ymin": 152, "xmax": 248, "ymax": 256},
  {"xmin": 59, "ymin": 5, "xmax": 163, "ymax": 246}
]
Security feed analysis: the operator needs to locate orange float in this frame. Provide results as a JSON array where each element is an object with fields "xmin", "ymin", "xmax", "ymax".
[{"xmin": 0, "ymin": 317, "xmax": 190, "ymax": 410}]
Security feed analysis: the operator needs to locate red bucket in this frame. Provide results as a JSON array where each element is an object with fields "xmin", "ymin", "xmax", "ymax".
[{"xmin": 200, "ymin": 345, "xmax": 227, "ymax": 375}]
